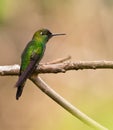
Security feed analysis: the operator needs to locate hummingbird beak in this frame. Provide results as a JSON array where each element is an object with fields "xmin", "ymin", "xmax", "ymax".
[{"xmin": 52, "ymin": 33, "xmax": 66, "ymax": 37}]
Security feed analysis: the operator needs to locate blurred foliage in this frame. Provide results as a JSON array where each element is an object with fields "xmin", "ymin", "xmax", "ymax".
[
  {"xmin": 103, "ymin": 0, "xmax": 113, "ymax": 7},
  {"xmin": 0, "ymin": 0, "xmax": 113, "ymax": 130},
  {"xmin": 0, "ymin": 0, "xmax": 7, "ymax": 24},
  {"xmin": 0, "ymin": 0, "xmax": 18, "ymax": 24}
]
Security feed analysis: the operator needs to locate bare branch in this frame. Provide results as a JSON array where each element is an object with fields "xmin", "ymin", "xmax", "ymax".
[
  {"xmin": 30, "ymin": 76, "xmax": 108, "ymax": 130},
  {"xmin": 1, "ymin": 60, "xmax": 113, "ymax": 76},
  {"xmin": 37, "ymin": 60, "xmax": 113, "ymax": 74},
  {"xmin": 0, "ymin": 64, "xmax": 19, "ymax": 76},
  {"xmin": 0, "ymin": 58, "xmax": 110, "ymax": 129}
]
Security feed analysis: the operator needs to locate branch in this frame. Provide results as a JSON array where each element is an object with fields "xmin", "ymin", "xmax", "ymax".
[
  {"xmin": 0, "ymin": 57, "xmax": 110, "ymax": 130},
  {"xmin": 1, "ymin": 60, "xmax": 113, "ymax": 76},
  {"xmin": 37, "ymin": 60, "xmax": 113, "ymax": 74},
  {"xmin": 30, "ymin": 76, "xmax": 108, "ymax": 130}
]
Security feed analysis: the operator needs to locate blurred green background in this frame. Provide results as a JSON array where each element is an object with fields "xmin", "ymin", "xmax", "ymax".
[{"xmin": 0, "ymin": 0, "xmax": 113, "ymax": 130}]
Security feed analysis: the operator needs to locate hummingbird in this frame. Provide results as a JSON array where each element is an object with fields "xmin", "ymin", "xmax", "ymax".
[{"xmin": 15, "ymin": 28, "xmax": 65, "ymax": 100}]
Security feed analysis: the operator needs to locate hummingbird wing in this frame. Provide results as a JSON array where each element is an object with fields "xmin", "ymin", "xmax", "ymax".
[
  {"xmin": 16, "ymin": 53, "xmax": 41, "ymax": 100},
  {"xmin": 16, "ymin": 54, "xmax": 40, "ymax": 87}
]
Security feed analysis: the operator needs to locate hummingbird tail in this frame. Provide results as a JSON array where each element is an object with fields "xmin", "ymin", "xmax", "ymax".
[{"xmin": 16, "ymin": 83, "xmax": 25, "ymax": 100}]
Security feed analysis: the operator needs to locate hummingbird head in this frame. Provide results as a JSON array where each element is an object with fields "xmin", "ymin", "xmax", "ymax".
[{"xmin": 32, "ymin": 29, "xmax": 66, "ymax": 42}]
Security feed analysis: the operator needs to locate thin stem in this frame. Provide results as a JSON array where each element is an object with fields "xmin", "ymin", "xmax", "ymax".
[
  {"xmin": 30, "ymin": 76, "xmax": 108, "ymax": 130},
  {"xmin": 45, "ymin": 56, "xmax": 71, "ymax": 64}
]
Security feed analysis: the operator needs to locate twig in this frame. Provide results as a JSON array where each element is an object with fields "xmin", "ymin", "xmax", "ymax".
[
  {"xmin": 30, "ymin": 76, "xmax": 108, "ymax": 130},
  {"xmin": 45, "ymin": 55, "xmax": 71, "ymax": 64}
]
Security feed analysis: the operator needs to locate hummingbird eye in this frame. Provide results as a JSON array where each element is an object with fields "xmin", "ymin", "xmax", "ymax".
[
  {"xmin": 40, "ymin": 30, "xmax": 52, "ymax": 38},
  {"xmin": 40, "ymin": 31, "xmax": 44, "ymax": 35}
]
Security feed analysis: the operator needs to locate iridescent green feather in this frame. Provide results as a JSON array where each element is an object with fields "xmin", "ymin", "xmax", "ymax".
[{"xmin": 20, "ymin": 39, "xmax": 45, "ymax": 72}]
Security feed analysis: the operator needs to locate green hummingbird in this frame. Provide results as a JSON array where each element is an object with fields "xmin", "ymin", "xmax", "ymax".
[{"xmin": 15, "ymin": 28, "xmax": 65, "ymax": 100}]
